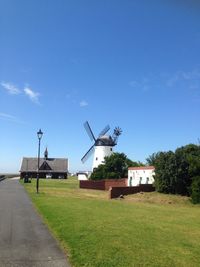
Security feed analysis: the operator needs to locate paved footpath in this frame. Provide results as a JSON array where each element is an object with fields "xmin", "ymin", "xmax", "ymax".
[{"xmin": 0, "ymin": 178, "xmax": 70, "ymax": 267}]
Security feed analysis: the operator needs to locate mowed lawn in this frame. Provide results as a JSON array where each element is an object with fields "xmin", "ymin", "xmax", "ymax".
[{"xmin": 23, "ymin": 178, "xmax": 200, "ymax": 267}]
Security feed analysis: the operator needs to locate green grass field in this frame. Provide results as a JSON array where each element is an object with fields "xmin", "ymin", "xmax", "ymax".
[{"xmin": 23, "ymin": 178, "xmax": 200, "ymax": 267}]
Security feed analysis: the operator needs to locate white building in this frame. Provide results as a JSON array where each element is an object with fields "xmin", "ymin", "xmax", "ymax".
[
  {"xmin": 128, "ymin": 166, "xmax": 155, "ymax": 186},
  {"xmin": 77, "ymin": 171, "xmax": 92, "ymax": 180},
  {"xmin": 81, "ymin": 121, "xmax": 122, "ymax": 171},
  {"xmin": 92, "ymin": 139, "xmax": 113, "ymax": 170}
]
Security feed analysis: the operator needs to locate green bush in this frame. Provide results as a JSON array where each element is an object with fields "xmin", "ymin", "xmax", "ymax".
[
  {"xmin": 90, "ymin": 165, "xmax": 106, "ymax": 180},
  {"xmin": 191, "ymin": 176, "xmax": 200, "ymax": 204},
  {"xmin": 147, "ymin": 144, "xmax": 200, "ymax": 196},
  {"xmin": 90, "ymin": 153, "xmax": 143, "ymax": 180}
]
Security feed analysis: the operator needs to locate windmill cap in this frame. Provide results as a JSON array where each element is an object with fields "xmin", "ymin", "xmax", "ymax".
[{"xmin": 96, "ymin": 135, "xmax": 115, "ymax": 146}]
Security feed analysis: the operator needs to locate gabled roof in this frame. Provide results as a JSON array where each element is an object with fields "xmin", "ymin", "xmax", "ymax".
[
  {"xmin": 20, "ymin": 157, "xmax": 68, "ymax": 173},
  {"xmin": 128, "ymin": 166, "xmax": 155, "ymax": 170},
  {"xmin": 39, "ymin": 161, "xmax": 52, "ymax": 171}
]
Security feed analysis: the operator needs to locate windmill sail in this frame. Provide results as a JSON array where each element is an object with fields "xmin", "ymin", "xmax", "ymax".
[
  {"xmin": 81, "ymin": 145, "xmax": 95, "ymax": 163},
  {"xmin": 98, "ymin": 124, "xmax": 110, "ymax": 137},
  {"xmin": 84, "ymin": 121, "xmax": 96, "ymax": 141}
]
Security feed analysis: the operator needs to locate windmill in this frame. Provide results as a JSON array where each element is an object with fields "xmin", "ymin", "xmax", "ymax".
[{"xmin": 81, "ymin": 121, "xmax": 122, "ymax": 170}]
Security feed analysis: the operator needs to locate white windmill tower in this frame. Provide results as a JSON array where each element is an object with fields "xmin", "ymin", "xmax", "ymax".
[{"xmin": 81, "ymin": 121, "xmax": 122, "ymax": 171}]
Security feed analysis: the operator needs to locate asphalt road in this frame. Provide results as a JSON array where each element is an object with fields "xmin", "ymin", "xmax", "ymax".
[{"xmin": 0, "ymin": 178, "xmax": 70, "ymax": 267}]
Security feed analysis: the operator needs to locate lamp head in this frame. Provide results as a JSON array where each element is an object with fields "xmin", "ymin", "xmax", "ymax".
[{"xmin": 37, "ymin": 129, "xmax": 43, "ymax": 140}]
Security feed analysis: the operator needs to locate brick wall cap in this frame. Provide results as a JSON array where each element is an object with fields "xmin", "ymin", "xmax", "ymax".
[{"xmin": 128, "ymin": 166, "xmax": 155, "ymax": 170}]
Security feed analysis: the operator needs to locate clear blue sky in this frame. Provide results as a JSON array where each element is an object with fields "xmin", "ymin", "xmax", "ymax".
[{"xmin": 0, "ymin": 0, "xmax": 200, "ymax": 173}]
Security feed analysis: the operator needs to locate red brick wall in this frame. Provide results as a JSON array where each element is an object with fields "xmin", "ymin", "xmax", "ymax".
[
  {"xmin": 104, "ymin": 179, "xmax": 128, "ymax": 190},
  {"xmin": 79, "ymin": 180, "xmax": 105, "ymax": 190},
  {"xmin": 109, "ymin": 184, "xmax": 155, "ymax": 199},
  {"xmin": 79, "ymin": 179, "xmax": 128, "ymax": 191}
]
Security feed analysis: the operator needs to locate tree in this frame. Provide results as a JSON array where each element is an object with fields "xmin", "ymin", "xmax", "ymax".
[
  {"xmin": 191, "ymin": 176, "xmax": 200, "ymax": 204},
  {"xmin": 174, "ymin": 145, "xmax": 192, "ymax": 195},
  {"xmin": 90, "ymin": 153, "xmax": 143, "ymax": 180},
  {"xmin": 146, "ymin": 144, "xmax": 200, "ymax": 196},
  {"xmin": 90, "ymin": 165, "xmax": 106, "ymax": 180},
  {"xmin": 146, "ymin": 152, "xmax": 158, "ymax": 166},
  {"xmin": 151, "ymin": 151, "xmax": 178, "ymax": 194}
]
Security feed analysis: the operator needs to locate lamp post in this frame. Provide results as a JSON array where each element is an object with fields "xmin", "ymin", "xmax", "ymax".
[{"xmin": 36, "ymin": 129, "xmax": 43, "ymax": 193}]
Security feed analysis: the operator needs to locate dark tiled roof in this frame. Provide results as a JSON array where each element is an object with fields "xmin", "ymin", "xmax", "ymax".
[{"xmin": 20, "ymin": 157, "xmax": 68, "ymax": 173}]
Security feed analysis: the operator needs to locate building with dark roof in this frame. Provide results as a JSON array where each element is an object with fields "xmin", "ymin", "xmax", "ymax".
[{"xmin": 20, "ymin": 148, "xmax": 68, "ymax": 179}]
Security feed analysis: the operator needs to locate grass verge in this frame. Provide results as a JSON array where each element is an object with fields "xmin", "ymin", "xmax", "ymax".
[{"xmin": 23, "ymin": 178, "xmax": 200, "ymax": 267}]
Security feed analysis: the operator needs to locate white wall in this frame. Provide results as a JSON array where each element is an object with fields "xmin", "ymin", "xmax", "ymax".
[
  {"xmin": 128, "ymin": 168, "xmax": 155, "ymax": 186},
  {"xmin": 77, "ymin": 173, "xmax": 88, "ymax": 180},
  {"xmin": 77, "ymin": 171, "xmax": 92, "ymax": 180},
  {"xmin": 92, "ymin": 146, "xmax": 113, "ymax": 170}
]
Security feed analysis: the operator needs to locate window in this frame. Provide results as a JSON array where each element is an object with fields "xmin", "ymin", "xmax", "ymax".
[
  {"xmin": 96, "ymin": 157, "xmax": 98, "ymax": 161},
  {"xmin": 129, "ymin": 177, "xmax": 132, "ymax": 186},
  {"xmin": 110, "ymin": 148, "xmax": 112, "ymax": 151},
  {"xmin": 139, "ymin": 177, "xmax": 142, "ymax": 184},
  {"xmin": 146, "ymin": 177, "xmax": 149, "ymax": 184}
]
